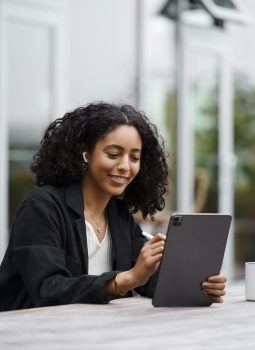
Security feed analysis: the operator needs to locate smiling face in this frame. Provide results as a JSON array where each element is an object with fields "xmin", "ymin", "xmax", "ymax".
[{"xmin": 83, "ymin": 125, "xmax": 142, "ymax": 199}]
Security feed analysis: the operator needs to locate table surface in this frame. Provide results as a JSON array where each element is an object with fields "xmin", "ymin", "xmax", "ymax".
[{"xmin": 0, "ymin": 282, "xmax": 254, "ymax": 350}]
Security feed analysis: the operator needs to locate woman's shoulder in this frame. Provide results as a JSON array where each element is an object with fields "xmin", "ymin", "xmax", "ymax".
[
  {"xmin": 17, "ymin": 184, "xmax": 67, "ymax": 214},
  {"xmin": 26, "ymin": 184, "xmax": 64, "ymax": 201}
]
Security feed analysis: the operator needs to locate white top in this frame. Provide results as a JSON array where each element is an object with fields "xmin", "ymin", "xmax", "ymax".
[{"xmin": 85, "ymin": 220, "xmax": 113, "ymax": 275}]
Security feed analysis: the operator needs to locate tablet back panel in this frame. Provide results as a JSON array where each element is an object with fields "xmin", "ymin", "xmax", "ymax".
[{"xmin": 152, "ymin": 214, "xmax": 231, "ymax": 307}]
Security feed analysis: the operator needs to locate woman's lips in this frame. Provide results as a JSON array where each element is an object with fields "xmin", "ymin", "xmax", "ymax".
[{"xmin": 109, "ymin": 175, "xmax": 129, "ymax": 186}]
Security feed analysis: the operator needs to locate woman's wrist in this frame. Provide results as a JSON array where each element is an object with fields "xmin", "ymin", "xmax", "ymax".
[
  {"xmin": 103, "ymin": 270, "xmax": 140, "ymax": 296},
  {"xmin": 114, "ymin": 273, "xmax": 127, "ymax": 295},
  {"xmin": 114, "ymin": 270, "xmax": 139, "ymax": 295}
]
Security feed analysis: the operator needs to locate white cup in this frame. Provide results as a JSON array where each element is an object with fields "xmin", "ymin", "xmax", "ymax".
[{"xmin": 245, "ymin": 262, "xmax": 255, "ymax": 301}]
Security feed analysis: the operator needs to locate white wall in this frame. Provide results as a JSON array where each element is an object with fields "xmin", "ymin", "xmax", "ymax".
[
  {"xmin": 68, "ymin": 0, "xmax": 137, "ymax": 108},
  {"xmin": 228, "ymin": 0, "xmax": 255, "ymax": 82}
]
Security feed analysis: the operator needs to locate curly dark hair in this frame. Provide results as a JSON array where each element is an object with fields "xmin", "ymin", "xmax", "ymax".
[{"xmin": 31, "ymin": 102, "xmax": 169, "ymax": 219}]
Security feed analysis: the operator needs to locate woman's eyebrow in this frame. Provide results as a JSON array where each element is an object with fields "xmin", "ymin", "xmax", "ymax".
[{"xmin": 104, "ymin": 144, "xmax": 141, "ymax": 153}]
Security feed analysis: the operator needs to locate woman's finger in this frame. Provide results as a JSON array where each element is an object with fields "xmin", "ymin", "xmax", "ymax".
[
  {"xmin": 148, "ymin": 245, "xmax": 165, "ymax": 256},
  {"xmin": 148, "ymin": 240, "xmax": 165, "ymax": 250},
  {"xmin": 140, "ymin": 244, "xmax": 164, "ymax": 260},
  {"xmin": 210, "ymin": 296, "xmax": 224, "ymax": 303},
  {"xmin": 203, "ymin": 288, "xmax": 225, "ymax": 297},
  {"xmin": 208, "ymin": 275, "xmax": 227, "ymax": 283},
  {"xmin": 202, "ymin": 282, "xmax": 225, "ymax": 290},
  {"xmin": 149, "ymin": 233, "xmax": 166, "ymax": 243}
]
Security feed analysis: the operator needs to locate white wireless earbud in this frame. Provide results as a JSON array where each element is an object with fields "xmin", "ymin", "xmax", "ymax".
[{"xmin": 82, "ymin": 152, "xmax": 88, "ymax": 163}]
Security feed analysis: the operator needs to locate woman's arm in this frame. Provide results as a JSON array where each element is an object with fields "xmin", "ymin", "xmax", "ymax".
[
  {"xmin": 103, "ymin": 233, "xmax": 166, "ymax": 295},
  {"xmin": 11, "ymin": 198, "xmax": 119, "ymax": 306}
]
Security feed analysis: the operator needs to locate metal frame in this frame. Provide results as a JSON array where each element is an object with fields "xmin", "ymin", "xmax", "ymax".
[{"xmin": 176, "ymin": 25, "xmax": 235, "ymax": 279}]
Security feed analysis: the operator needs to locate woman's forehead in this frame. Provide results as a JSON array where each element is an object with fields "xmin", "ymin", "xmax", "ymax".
[{"xmin": 97, "ymin": 125, "xmax": 142, "ymax": 150}]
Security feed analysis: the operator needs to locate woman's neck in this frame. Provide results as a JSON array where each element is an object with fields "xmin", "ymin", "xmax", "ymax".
[
  {"xmin": 82, "ymin": 177, "xmax": 110, "ymax": 242},
  {"xmin": 82, "ymin": 177, "xmax": 111, "ymax": 216}
]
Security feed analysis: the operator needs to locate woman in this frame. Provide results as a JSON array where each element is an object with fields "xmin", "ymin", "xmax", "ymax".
[{"xmin": 0, "ymin": 102, "xmax": 226, "ymax": 311}]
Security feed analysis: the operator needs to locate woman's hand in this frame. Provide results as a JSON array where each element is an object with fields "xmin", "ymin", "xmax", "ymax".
[
  {"xmin": 130, "ymin": 233, "xmax": 166, "ymax": 287},
  {"xmin": 202, "ymin": 274, "xmax": 227, "ymax": 303},
  {"xmin": 103, "ymin": 233, "xmax": 166, "ymax": 296}
]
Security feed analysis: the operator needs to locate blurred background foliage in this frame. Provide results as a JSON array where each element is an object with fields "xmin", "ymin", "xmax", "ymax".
[
  {"xmin": 9, "ymin": 147, "xmax": 35, "ymax": 226},
  {"xmin": 163, "ymin": 73, "xmax": 255, "ymax": 277},
  {"xmin": 234, "ymin": 75, "xmax": 255, "ymax": 219},
  {"xmin": 233, "ymin": 75, "xmax": 255, "ymax": 275}
]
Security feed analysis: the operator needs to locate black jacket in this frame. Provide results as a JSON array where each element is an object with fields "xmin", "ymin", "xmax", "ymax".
[{"xmin": 0, "ymin": 182, "xmax": 157, "ymax": 311}]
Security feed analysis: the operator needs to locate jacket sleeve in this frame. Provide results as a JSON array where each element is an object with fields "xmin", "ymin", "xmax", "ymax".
[{"xmin": 12, "ymin": 199, "xmax": 118, "ymax": 307}]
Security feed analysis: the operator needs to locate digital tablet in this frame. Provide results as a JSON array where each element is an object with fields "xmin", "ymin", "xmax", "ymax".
[{"xmin": 152, "ymin": 213, "xmax": 232, "ymax": 307}]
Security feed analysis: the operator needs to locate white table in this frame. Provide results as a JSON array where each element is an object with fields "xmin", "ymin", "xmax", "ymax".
[{"xmin": 0, "ymin": 282, "xmax": 254, "ymax": 350}]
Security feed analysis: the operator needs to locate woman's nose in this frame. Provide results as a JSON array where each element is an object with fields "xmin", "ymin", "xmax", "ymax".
[{"xmin": 117, "ymin": 155, "xmax": 130, "ymax": 172}]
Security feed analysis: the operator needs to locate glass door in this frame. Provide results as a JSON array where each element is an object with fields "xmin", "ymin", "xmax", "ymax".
[{"xmin": 184, "ymin": 39, "xmax": 234, "ymax": 279}]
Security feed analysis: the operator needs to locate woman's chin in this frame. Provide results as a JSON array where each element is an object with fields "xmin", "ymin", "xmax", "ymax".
[{"xmin": 105, "ymin": 184, "xmax": 127, "ymax": 197}]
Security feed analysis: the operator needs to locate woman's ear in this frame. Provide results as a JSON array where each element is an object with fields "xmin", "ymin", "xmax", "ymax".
[{"xmin": 82, "ymin": 151, "xmax": 88, "ymax": 163}]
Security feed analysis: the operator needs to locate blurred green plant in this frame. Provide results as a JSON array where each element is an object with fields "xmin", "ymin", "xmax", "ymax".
[
  {"xmin": 234, "ymin": 75, "xmax": 255, "ymax": 219},
  {"xmin": 8, "ymin": 145, "xmax": 36, "ymax": 226},
  {"xmin": 165, "ymin": 91, "xmax": 177, "ymax": 210}
]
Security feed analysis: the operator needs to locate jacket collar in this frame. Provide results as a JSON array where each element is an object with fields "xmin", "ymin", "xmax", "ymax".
[
  {"xmin": 107, "ymin": 198, "xmax": 132, "ymax": 270},
  {"xmin": 65, "ymin": 181, "xmax": 84, "ymax": 217}
]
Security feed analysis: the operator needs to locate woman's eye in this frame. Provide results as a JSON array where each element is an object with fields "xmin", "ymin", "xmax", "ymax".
[
  {"xmin": 107, "ymin": 153, "xmax": 119, "ymax": 159},
  {"xmin": 130, "ymin": 156, "xmax": 140, "ymax": 163}
]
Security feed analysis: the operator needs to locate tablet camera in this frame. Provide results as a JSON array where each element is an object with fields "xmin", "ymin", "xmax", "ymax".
[{"xmin": 173, "ymin": 215, "xmax": 183, "ymax": 226}]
